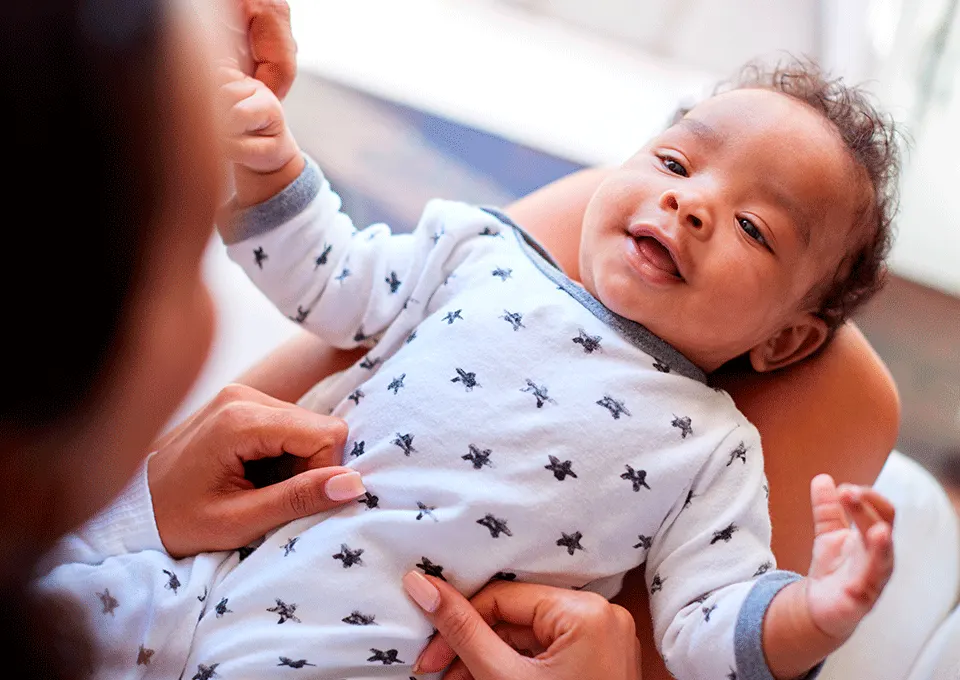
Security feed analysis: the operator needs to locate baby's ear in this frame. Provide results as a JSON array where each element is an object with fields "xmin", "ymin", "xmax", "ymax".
[{"xmin": 748, "ymin": 314, "xmax": 829, "ymax": 372}]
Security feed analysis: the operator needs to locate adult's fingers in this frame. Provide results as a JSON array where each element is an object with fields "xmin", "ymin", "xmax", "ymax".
[
  {"xmin": 218, "ymin": 466, "xmax": 365, "ymax": 539},
  {"xmin": 242, "ymin": 0, "xmax": 297, "ymax": 99},
  {"xmin": 403, "ymin": 573, "xmax": 532, "ymax": 679}
]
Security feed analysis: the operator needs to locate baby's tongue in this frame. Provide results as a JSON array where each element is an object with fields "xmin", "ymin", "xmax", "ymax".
[{"xmin": 636, "ymin": 237, "xmax": 678, "ymax": 276}]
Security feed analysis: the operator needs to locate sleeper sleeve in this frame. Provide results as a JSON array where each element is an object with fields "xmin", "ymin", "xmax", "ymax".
[
  {"xmin": 646, "ymin": 423, "xmax": 822, "ymax": 680},
  {"xmin": 221, "ymin": 156, "xmax": 469, "ymax": 349}
]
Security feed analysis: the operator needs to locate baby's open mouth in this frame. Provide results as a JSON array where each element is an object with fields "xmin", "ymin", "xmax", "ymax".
[{"xmin": 635, "ymin": 236, "xmax": 682, "ymax": 279}]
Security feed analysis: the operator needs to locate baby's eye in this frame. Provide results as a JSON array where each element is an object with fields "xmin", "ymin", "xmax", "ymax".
[
  {"xmin": 738, "ymin": 217, "xmax": 768, "ymax": 247},
  {"xmin": 659, "ymin": 156, "xmax": 688, "ymax": 177}
]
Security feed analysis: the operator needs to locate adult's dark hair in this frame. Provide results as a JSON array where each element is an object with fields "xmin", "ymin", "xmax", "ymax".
[
  {"xmin": 675, "ymin": 58, "xmax": 902, "ymax": 336},
  {"xmin": 1, "ymin": 0, "xmax": 167, "ymax": 676}
]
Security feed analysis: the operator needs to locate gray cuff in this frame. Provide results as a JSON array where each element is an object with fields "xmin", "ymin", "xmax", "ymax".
[
  {"xmin": 221, "ymin": 156, "xmax": 322, "ymax": 245},
  {"xmin": 734, "ymin": 571, "xmax": 824, "ymax": 680}
]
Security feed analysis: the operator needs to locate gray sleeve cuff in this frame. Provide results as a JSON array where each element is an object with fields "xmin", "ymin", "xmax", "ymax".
[
  {"xmin": 221, "ymin": 156, "xmax": 322, "ymax": 245},
  {"xmin": 735, "ymin": 571, "xmax": 824, "ymax": 680}
]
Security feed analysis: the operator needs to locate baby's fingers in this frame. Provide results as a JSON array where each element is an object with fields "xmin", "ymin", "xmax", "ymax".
[
  {"xmin": 839, "ymin": 486, "xmax": 884, "ymax": 539},
  {"xmin": 849, "ymin": 522, "xmax": 894, "ymax": 606}
]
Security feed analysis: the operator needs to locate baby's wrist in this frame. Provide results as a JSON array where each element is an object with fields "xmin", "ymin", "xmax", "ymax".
[
  {"xmin": 233, "ymin": 153, "xmax": 306, "ymax": 210},
  {"xmin": 762, "ymin": 580, "xmax": 843, "ymax": 680}
]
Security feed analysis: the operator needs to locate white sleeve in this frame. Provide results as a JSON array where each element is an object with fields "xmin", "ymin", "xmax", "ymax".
[
  {"xmin": 221, "ymin": 156, "xmax": 463, "ymax": 349},
  {"xmin": 647, "ymin": 423, "xmax": 822, "ymax": 680}
]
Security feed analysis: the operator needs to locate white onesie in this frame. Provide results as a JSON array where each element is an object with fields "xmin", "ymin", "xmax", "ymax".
[{"xmin": 37, "ymin": 157, "xmax": 820, "ymax": 680}]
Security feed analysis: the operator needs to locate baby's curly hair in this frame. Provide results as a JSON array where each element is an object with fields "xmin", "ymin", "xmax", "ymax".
[{"xmin": 675, "ymin": 59, "xmax": 902, "ymax": 334}]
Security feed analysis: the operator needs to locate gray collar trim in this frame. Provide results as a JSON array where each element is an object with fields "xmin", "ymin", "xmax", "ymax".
[{"xmin": 481, "ymin": 207, "xmax": 707, "ymax": 384}]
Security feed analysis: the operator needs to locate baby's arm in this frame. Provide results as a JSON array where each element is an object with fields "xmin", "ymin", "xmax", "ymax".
[{"xmin": 761, "ymin": 477, "xmax": 895, "ymax": 679}]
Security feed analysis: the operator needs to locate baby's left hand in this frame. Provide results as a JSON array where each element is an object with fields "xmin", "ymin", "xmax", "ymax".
[{"xmin": 805, "ymin": 474, "xmax": 895, "ymax": 640}]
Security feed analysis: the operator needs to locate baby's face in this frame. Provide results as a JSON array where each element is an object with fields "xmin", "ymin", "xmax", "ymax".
[{"xmin": 578, "ymin": 88, "xmax": 863, "ymax": 372}]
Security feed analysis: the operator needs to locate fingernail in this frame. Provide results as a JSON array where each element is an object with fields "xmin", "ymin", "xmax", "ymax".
[
  {"xmin": 324, "ymin": 471, "xmax": 365, "ymax": 501},
  {"xmin": 403, "ymin": 570, "xmax": 440, "ymax": 613}
]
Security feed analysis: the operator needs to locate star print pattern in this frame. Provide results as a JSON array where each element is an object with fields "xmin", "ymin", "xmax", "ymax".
[
  {"xmin": 451, "ymin": 367, "xmax": 480, "ymax": 391},
  {"xmin": 557, "ymin": 531, "xmax": 585, "ymax": 555},
  {"xmin": 137, "ymin": 645, "xmax": 154, "ymax": 665},
  {"xmin": 314, "ymin": 243, "xmax": 332, "ymax": 268},
  {"xmin": 387, "ymin": 374, "xmax": 406, "ymax": 394},
  {"xmin": 416, "ymin": 502, "xmax": 438, "ymax": 522},
  {"xmin": 368, "ymin": 649, "xmax": 404, "ymax": 665},
  {"xmin": 633, "ymin": 534, "xmax": 652, "ymax": 550},
  {"xmin": 290, "ymin": 306, "xmax": 310, "ymax": 324},
  {"xmin": 163, "ymin": 569, "xmax": 181, "ymax": 594},
  {"xmin": 711, "ymin": 523, "xmax": 738, "ymax": 545},
  {"xmin": 342, "ymin": 611, "xmax": 377, "ymax": 625},
  {"xmin": 572, "ymin": 329, "xmax": 602, "ymax": 353},
  {"xmin": 462, "ymin": 444, "xmax": 492, "ymax": 469},
  {"xmin": 477, "ymin": 514, "xmax": 512, "ymax": 538},
  {"xmin": 358, "ymin": 491, "xmax": 379, "ymax": 509},
  {"xmin": 253, "ymin": 247, "xmax": 268, "ymax": 269},
  {"xmin": 392, "ymin": 432, "xmax": 416, "ymax": 456},
  {"xmin": 359, "ymin": 355, "xmax": 381, "ymax": 370},
  {"xmin": 478, "ymin": 226, "xmax": 503, "ymax": 238},
  {"xmin": 354, "ymin": 327, "xmax": 369, "ymax": 343},
  {"xmin": 333, "ymin": 544, "xmax": 364, "ymax": 568},
  {"xmin": 683, "ymin": 488, "xmax": 697, "ymax": 510},
  {"xmin": 405, "ymin": 330, "xmax": 417, "ymax": 344},
  {"xmin": 443, "ymin": 309, "xmax": 463, "ymax": 324},
  {"xmin": 98, "ymin": 589, "xmax": 119, "ymax": 615},
  {"xmin": 597, "ymin": 395, "xmax": 631, "ymax": 419},
  {"xmin": 281, "ymin": 537, "xmax": 299, "ymax": 556},
  {"xmin": 653, "ymin": 359, "xmax": 671, "ymax": 373},
  {"xmin": 651, "ymin": 573, "xmax": 665, "ymax": 593},
  {"xmin": 385, "ymin": 271, "xmax": 402, "ymax": 293},
  {"xmin": 754, "ymin": 561, "xmax": 773, "ymax": 577},
  {"xmin": 621, "ymin": 465, "xmax": 651, "ymax": 492},
  {"xmin": 416, "ymin": 557, "xmax": 446, "ymax": 581},
  {"xmin": 349, "ymin": 440, "xmax": 365, "ymax": 457},
  {"xmin": 702, "ymin": 604, "xmax": 717, "ymax": 622},
  {"xmin": 279, "ymin": 657, "xmax": 316, "ymax": 668},
  {"xmin": 492, "ymin": 267, "xmax": 512, "ymax": 281},
  {"xmin": 198, "ymin": 588, "xmax": 207, "ymax": 602},
  {"xmin": 192, "ymin": 663, "xmax": 219, "ymax": 680},
  {"xmin": 521, "ymin": 379, "xmax": 556, "ymax": 408},
  {"xmin": 348, "ymin": 389, "xmax": 363, "ymax": 405},
  {"xmin": 727, "ymin": 442, "xmax": 748, "ymax": 465},
  {"xmin": 335, "ymin": 267, "xmax": 351, "ymax": 283},
  {"xmin": 214, "ymin": 598, "xmax": 233, "ymax": 618},
  {"xmin": 545, "ymin": 455, "xmax": 577, "ymax": 481},
  {"xmin": 672, "ymin": 415, "xmax": 693, "ymax": 439},
  {"xmin": 431, "ymin": 227, "xmax": 445, "ymax": 244},
  {"xmin": 267, "ymin": 599, "xmax": 301, "ymax": 624},
  {"xmin": 493, "ymin": 571, "xmax": 517, "ymax": 581},
  {"xmin": 501, "ymin": 310, "xmax": 524, "ymax": 330}
]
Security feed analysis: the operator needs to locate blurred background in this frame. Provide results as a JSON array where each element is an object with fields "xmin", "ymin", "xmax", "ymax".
[{"xmin": 194, "ymin": 0, "xmax": 960, "ymax": 510}]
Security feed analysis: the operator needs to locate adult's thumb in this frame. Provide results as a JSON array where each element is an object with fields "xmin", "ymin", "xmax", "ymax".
[
  {"xmin": 227, "ymin": 467, "xmax": 365, "ymax": 537},
  {"xmin": 403, "ymin": 572, "xmax": 529, "ymax": 680}
]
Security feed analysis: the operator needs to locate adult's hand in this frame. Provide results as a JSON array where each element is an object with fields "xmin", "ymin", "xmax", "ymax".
[
  {"xmin": 235, "ymin": 0, "xmax": 297, "ymax": 100},
  {"xmin": 149, "ymin": 384, "xmax": 363, "ymax": 558},
  {"xmin": 403, "ymin": 572, "xmax": 642, "ymax": 680}
]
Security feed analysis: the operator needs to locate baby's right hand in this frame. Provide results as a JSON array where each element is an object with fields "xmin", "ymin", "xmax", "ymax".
[{"xmin": 217, "ymin": 62, "xmax": 300, "ymax": 174}]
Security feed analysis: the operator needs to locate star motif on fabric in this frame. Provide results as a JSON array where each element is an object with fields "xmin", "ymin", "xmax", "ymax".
[
  {"xmin": 702, "ymin": 603, "xmax": 717, "ymax": 622},
  {"xmin": 431, "ymin": 227, "xmax": 445, "ymax": 244},
  {"xmin": 492, "ymin": 267, "xmax": 513, "ymax": 281},
  {"xmin": 314, "ymin": 243, "xmax": 332, "ymax": 268},
  {"xmin": 443, "ymin": 309, "xmax": 464, "ymax": 324},
  {"xmin": 278, "ymin": 657, "xmax": 316, "ymax": 668},
  {"xmin": 557, "ymin": 531, "xmax": 585, "ymax": 555},
  {"xmin": 728, "ymin": 670, "xmax": 738, "ymax": 680},
  {"xmin": 651, "ymin": 572, "xmax": 665, "ymax": 593},
  {"xmin": 354, "ymin": 327, "xmax": 369, "ymax": 343},
  {"xmin": 267, "ymin": 599, "xmax": 301, "ymax": 624},
  {"xmin": 253, "ymin": 247, "xmax": 268, "ymax": 269},
  {"xmin": 335, "ymin": 267, "xmax": 351, "ymax": 283},
  {"xmin": 572, "ymin": 329, "xmax": 602, "ymax": 354},
  {"xmin": 163, "ymin": 569, "xmax": 181, "ymax": 594},
  {"xmin": 754, "ymin": 561, "xmax": 773, "ymax": 577},
  {"xmin": 358, "ymin": 491, "xmax": 379, "ymax": 509},
  {"xmin": 711, "ymin": 523, "xmax": 738, "ymax": 544},
  {"xmin": 237, "ymin": 545, "xmax": 255, "ymax": 561},
  {"xmin": 333, "ymin": 544, "xmax": 365, "ymax": 568},
  {"xmin": 416, "ymin": 501, "xmax": 438, "ymax": 522},
  {"xmin": 136, "ymin": 645, "xmax": 154, "ymax": 666},
  {"xmin": 349, "ymin": 440, "xmax": 365, "ymax": 458},
  {"xmin": 359, "ymin": 355, "xmax": 381, "ymax": 370},
  {"xmin": 281, "ymin": 537, "xmax": 299, "ymax": 556},
  {"xmin": 682, "ymin": 488, "xmax": 696, "ymax": 510},
  {"xmin": 192, "ymin": 663, "xmax": 220, "ymax": 680},
  {"xmin": 477, "ymin": 513, "xmax": 512, "ymax": 538},
  {"xmin": 671, "ymin": 415, "xmax": 693, "ymax": 439},
  {"xmin": 521, "ymin": 379, "xmax": 556, "ymax": 408},
  {"xmin": 385, "ymin": 271, "xmax": 402, "ymax": 293},
  {"xmin": 368, "ymin": 649, "xmax": 404, "ymax": 665},
  {"xmin": 462, "ymin": 444, "xmax": 493, "ymax": 469},
  {"xmin": 405, "ymin": 330, "xmax": 417, "ymax": 344},
  {"xmin": 493, "ymin": 571, "xmax": 517, "ymax": 581},
  {"xmin": 652, "ymin": 359, "xmax": 671, "ymax": 373},
  {"xmin": 691, "ymin": 591, "xmax": 713, "ymax": 605},
  {"xmin": 348, "ymin": 389, "xmax": 364, "ymax": 405},
  {"xmin": 762, "ymin": 482, "xmax": 770, "ymax": 499},
  {"xmin": 501, "ymin": 310, "xmax": 525, "ymax": 331},
  {"xmin": 544, "ymin": 455, "xmax": 577, "ymax": 481},
  {"xmin": 289, "ymin": 306, "xmax": 310, "ymax": 324},
  {"xmin": 198, "ymin": 587, "xmax": 207, "ymax": 603},
  {"xmin": 214, "ymin": 597, "xmax": 232, "ymax": 618},
  {"xmin": 97, "ymin": 589, "xmax": 119, "ymax": 616},
  {"xmin": 478, "ymin": 226, "xmax": 504, "ymax": 238},
  {"xmin": 597, "ymin": 395, "xmax": 631, "ymax": 419},
  {"xmin": 416, "ymin": 557, "xmax": 447, "ymax": 581},
  {"xmin": 620, "ymin": 465, "xmax": 650, "ymax": 492},
  {"xmin": 392, "ymin": 432, "xmax": 416, "ymax": 456},
  {"xmin": 451, "ymin": 367, "xmax": 481, "ymax": 391},
  {"xmin": 342, "ymin": 610, "xmax": 377, "ymax": 625},
  {"xmin": 633, "ymin": 534, "xmax": 652, "ymax": 550},
  {"xmin": 387, "ymin": 374, "xmax": 406, "ymax": 395},
  {"xmin": 727, "ymin": 442, "xmax": 748, "ymax": 465}
]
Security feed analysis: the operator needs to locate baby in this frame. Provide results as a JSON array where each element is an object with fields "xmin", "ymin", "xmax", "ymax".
[{"xmin": 43, "ymin": 61, "xmax": 899, "ymax": 680}]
